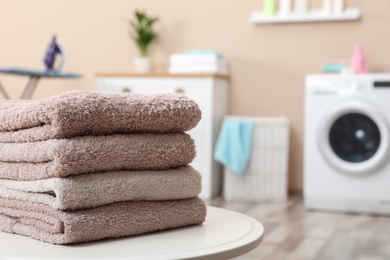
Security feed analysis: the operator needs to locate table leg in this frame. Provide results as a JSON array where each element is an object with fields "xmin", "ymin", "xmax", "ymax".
[
  {"xmin": 20, "ymin": 76, "xmax": 40, "ymax": 99},
  {"xmin": 0, "ymin": 79, "xmax": 11, "ymax": 99}
]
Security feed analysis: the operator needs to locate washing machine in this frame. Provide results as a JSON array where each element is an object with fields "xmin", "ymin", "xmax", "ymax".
[{"xmin": 304, "ymin": 74, "xmax": 390, "ymax": 214}]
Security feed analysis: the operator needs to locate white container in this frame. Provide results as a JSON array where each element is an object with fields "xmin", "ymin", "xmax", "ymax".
[
  {"xmin": 279, "ymin": 0, "xmax": 292, "ymax": 15},
  {"xmin": 294, "ymin": 0, "xmax": 309, "ymax": 14},
  {"xmin": 223, "ymin": 116, "xmax": 290, "ymax": 202},
  {"xmin": 333, "ymin": 0, "xmax": 344, "ymax": 13},
  {"xmin": 322, "ymin": 0, "xmax": 332, "ymax": 14}
]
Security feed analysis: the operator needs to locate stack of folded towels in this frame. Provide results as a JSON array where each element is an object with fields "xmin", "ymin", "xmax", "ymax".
[
  {"xmin": 168, "ymin": 50, "xmax": 229, "ymax": 75},
  {"xmin": 0, "ymin": 90, "xmax": 206, "ymax": 245}
]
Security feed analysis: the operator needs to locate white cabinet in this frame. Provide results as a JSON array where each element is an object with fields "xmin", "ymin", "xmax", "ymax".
[{"xmin": 95, "ymin": 73, "xmax": 229, "ymax": 199}]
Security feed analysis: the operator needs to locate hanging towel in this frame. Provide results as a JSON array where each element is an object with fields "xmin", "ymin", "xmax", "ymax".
[
  {"xmin": 0, "ymin": 166, "xmax": 202, "ymax": 210},
  {"xmin": 0, "ymin": 197, "xmax": 206, "ymax": 245},
  {"xmin": 0, "ymin": 133, "xmax": 195, "ymax": 181},
  {"xmin": 0, "ymin": 90, "xmax": 201, "ymax": 143},
  {"xmin": 214, "ymin": 117, "xmax": 255, "ymax": 175}
]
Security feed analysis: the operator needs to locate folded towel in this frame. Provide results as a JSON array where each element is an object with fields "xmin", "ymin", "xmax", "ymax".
[
  {"xmin": 0, "ymin": 90, "xmax": 202, "ymax": 143},
  {"xmin": 0, "ymin": 133, "xmax": 195, "ymax": 181},
  {"xmin": 214, "ymin": 117, "xmax": 255, "ymax": 175},
  {"xmin": 0, "ymin": 166, "xmax": 201, "ymax": 210},
  {"xmin": 0, "ymin": 197, "xmax": 206, "ymax": 244},
  {"xmin": 168, "ymin": 64, "xmax": 229, "ymax": 76}
]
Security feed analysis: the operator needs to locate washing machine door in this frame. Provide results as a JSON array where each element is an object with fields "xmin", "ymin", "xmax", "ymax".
[{"xmin": 317, "ymin": 98, "xmax": 390, "ymax": 175}]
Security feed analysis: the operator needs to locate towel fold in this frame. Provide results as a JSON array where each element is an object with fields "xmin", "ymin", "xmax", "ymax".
[
  {"xmin": 0, "ymin": 90, "xmax": 202, "ymax": 143},
  {"xmin": 0, "ymin": 166, "xmax": 201, "ymax": 210},
  {"xmin": 214, "ymin": 117, "xmax": 255, "ymax": 175},
  {"xmin": 0, "ymin": 133, "xmax": 195, "ymax": 181},
  {"xmin": 0, "ymin": 197, "xmax": 206, "ymax": 244}
]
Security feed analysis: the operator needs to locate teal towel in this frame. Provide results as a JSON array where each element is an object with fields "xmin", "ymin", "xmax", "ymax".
[{"xmin": 214, "ymin": 118, "xmax": 255, "ymax": 175}]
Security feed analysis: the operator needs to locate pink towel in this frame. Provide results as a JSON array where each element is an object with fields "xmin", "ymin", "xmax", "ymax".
[
  {"xmin": 0, "ymin": 166, "xmax": 202, "ymax": 210},
  {"xmin": 0, "ymin": 197, "xmax": 207, "ymax": 245},
  {"xmin": 0, "ymin": 133, "xmax": 195, "ymax": 181},
  {"xmin": 0, "ymin": 90, "xmax": 201, "ymax": 143}
]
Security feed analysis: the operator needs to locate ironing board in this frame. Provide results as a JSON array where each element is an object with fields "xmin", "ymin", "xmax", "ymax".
[
  {"xmin": 0, "ymin": 67, "xmax": 81, "ymax": 99},
  {"xmin": 0, "ymin": 206, "xmax": 264, "ymax": 260}
]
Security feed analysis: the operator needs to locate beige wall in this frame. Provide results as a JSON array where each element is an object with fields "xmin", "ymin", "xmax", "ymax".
[{"xmin": 0, "ymin": 0, "xmax": 389, "ymax": 192}]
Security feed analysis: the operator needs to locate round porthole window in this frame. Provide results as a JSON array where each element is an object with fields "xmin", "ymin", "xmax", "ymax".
[
  {"xmin": 317, "ymin": 98, "xmax": 390, "ymax": 176},
  {"xmin": 329, "ymin": 113, "xmax": 380, "ymax": 163}
]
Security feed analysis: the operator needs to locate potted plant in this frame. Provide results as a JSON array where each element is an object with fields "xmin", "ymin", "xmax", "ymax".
[{"xmin": 130, "ymin": 10, "xmax": 159, "ymax": 73}]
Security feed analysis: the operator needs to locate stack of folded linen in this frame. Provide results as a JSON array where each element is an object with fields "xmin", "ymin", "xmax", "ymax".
[
  {"xmin": 0, "ymin": 90, "xmax": 206, "ymax": 245},
  {"xmin": 168, "ymin": 50, "xmax": 229, "ymax": 75}
]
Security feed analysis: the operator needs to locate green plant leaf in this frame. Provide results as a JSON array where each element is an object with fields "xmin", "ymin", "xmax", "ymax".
[{"xmin": 129, "ymin": 9, "xmax": 159, "ymax": 57}]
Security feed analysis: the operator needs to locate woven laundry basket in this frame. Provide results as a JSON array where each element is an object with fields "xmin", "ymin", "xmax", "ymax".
[{"xmin": 222, "ymin": 116, "xmax": 290, "ymax": 202}]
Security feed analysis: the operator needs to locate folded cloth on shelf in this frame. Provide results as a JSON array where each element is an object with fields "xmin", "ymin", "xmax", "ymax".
[
  {"xmin": 0, "ymin": 90, "xmax": 202, "ymax": 143},
  {"xmin": 168, "ymin": 64, "xmax": 229, "ymax": 76},
  {"xmin": 0, "ymin": 166, "xmax": 202, "ymax": 210},
  {"xmin": 214, "ymin": 117, "xmax": 255, "ymax": 175},
  {"xmin": 0, "ymin": 197, "xmax": 207, "ymax": 245},
  {"xmin": 0, "ymin": 133, "xmax": 195, "ymax": 181}
]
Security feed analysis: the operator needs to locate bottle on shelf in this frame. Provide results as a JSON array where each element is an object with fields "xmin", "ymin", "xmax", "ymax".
[
  {"xmin": 294, "ymin": 0, "xmax": 309, "ymax": 15},
  {"xmin": 263, "ymin": 0, "xmax": 277, "ymax": 16},
  {"xmin": 322, "ymin": 0, "xmax": 332, "ymax": 14},
  {"xmin": 279, "ymin": 0, "xmax": 292, "ymax": 15},
  {"xmin": 333, "ymin": 0, "xmax": 345, "ymax": 13}
]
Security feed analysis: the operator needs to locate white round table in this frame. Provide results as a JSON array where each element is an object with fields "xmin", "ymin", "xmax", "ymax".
[{"xmin": 0, "ymin": 206, "xmax": 264, "ymax": 260}]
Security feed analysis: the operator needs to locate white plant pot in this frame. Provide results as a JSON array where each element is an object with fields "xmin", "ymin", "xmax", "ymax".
[{"xmin": 133, "ymin": 57, "xmax": 151, "ymax": 73}]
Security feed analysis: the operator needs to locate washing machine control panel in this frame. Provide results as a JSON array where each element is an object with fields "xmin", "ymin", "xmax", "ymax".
[
  {"xmin": 374, "ymin": 81, "xmax": 390, "ymax": 88},
  {"xmin": 307, "ymin": 75, "xmax": 390, "ymax": 92},
  {"xmin": 306, "ymin": 79, "xmax": 361, "ymax": 96}
]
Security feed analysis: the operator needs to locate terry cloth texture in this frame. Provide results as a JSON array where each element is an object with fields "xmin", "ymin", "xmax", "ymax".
[
  {"xmin": 0, "ymin": 197, "xmax": 207, "ymax": 245},
  {"xmin": 0, "ymin": 90, "xmax": 202, "ymax": 143},
  {"xmin": 0, "ymin": 166, "xmax": 202, "ymax": 210},
  {"xmin": 0, "ymin": 133, "xmax": 195, "ymax": 181}
]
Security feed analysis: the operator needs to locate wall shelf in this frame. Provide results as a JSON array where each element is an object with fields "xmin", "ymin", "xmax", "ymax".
[{"xmin": 250, "ymin": 7, "xmax": 361, "ymax": 24}]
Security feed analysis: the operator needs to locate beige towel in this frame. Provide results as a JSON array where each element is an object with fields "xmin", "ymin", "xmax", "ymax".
[
  {"xmin": 0, "ymin": 197, "xmax": 207, "ymax": 245},
  {"xmin": 0, "ymin": 133, "xmax": 195, "ymax": 181},
  {"xmin": 0, "ymin": 166, "xmax": 201, "ymax": 210},
  {"xmin": 0, "ymin": 90, "xmax": 201, "ymax": 143}
]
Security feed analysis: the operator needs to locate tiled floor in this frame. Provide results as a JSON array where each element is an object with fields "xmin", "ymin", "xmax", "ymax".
[{"xmin": 206, "ymin": 196, "xmax": 390, "ymax": 260}]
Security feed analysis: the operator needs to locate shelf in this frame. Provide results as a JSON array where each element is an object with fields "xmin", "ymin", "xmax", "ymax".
[{"xmin": 250, "ymin": 7, "xmax": 361, "ymax": 24}]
